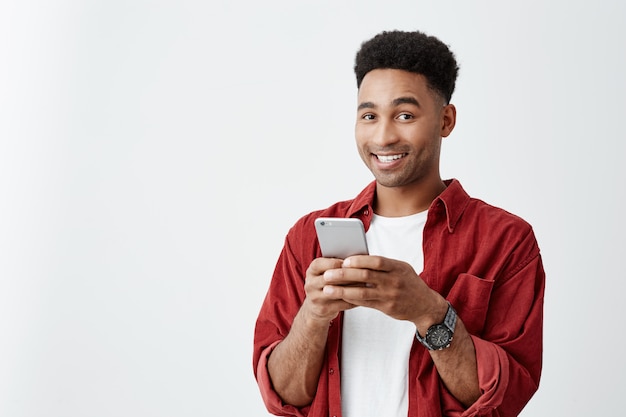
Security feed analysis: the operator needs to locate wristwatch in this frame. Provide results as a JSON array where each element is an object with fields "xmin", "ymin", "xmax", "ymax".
[{"xmin": 415, "ymin": 302, "xmax": 457, "ymax": 350}]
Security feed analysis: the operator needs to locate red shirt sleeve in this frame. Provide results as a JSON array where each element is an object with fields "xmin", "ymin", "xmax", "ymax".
[
  {"xmin": 443, "ymin": 229, "xmax": 545, "ymax": 416},
  {"xmin": 253, "ymin": 218, "xmax": 325, "ymax": 416}
]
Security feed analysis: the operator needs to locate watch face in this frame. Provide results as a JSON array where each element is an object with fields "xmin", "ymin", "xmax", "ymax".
[{"xmin": 426, "ymin": 325, "xmax": 452, "ymax": 348}]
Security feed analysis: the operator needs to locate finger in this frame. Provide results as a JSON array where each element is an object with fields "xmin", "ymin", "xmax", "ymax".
[
  {"xmin": 324, "ymin": 264, "xmax": 384, "ymax": 289},
  {"xmin": 308, "ymin": 257, "xmax": 344, "ymax": 276},
  {"xmin": 323, "ymin": 266, "xmax": 375, "ymax": 287},
  {"xmin": 323, "ymin": 283, "xmax": 378, "ymax": 302},
  {"xmin": 342, "ymin": 255, "xmax": 393, "ymax": 271},
  {"xmin": 302, "ymin": 294, "xmax": 357, "ymax": 323}
]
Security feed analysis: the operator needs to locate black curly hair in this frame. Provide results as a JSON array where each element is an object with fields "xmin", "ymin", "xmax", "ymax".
[{"xmin": 354, "ymin": 30, "xmax": 459, "ymax": 104}]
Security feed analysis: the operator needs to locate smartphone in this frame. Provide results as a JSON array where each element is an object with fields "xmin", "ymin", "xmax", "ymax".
[{"xmin": 314, "ymin": 217, "xmax": 369, "ymax": 259}]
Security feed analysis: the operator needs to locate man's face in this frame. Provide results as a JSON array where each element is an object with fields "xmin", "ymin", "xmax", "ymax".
[{"xmin": 355, "ymin": 69, "xmax": 455, "ymax": 190}]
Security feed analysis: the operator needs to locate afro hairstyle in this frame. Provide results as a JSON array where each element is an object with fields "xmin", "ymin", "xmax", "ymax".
[{"xmin": 354, "ymin": 30, "xmax": 459, "ymax": 104}]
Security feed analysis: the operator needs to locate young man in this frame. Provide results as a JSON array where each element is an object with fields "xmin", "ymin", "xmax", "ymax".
[{"xmin": 253, "ymin": 30, "xmax": 544, "ymax": 417}]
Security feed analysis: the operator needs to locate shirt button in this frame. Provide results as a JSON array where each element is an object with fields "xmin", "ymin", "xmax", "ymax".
[
  {"xmin": 364, "ymin": 209, "xmax": 369, "ymax": 216},
  {"xmin": 329, "ymin": 368, "xmax": 334, "ymax": 375}
]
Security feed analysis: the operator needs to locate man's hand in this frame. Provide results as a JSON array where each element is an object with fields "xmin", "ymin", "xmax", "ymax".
[
  {"xmin": 320, "ymin": 255, "xmax": 448, "ymax": 333},
  {"xmin": 301, "ymin": 257, "xmax": 359, "ymax": 324}
]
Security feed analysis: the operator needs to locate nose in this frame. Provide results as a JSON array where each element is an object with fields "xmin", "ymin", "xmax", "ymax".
[{"xmin": 372, "ymin": 118, "xmax": 400, "ymax": 148}]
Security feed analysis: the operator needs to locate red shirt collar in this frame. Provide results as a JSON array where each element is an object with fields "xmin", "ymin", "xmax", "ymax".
[{"xmin": 347, "ymin": 179, "xmax": 471, "ymax": 233}]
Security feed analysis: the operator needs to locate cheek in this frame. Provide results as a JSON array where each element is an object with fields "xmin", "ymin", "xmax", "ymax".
[
  {"xmin": 354, "ymin": 122, "xmax": 365, "ymax": 137},
  {"xmin": 354, "ymin": 135, "xmax": 370, "ymax": 161},
  {"xmin": 355, "ymin": 140, "xmax": 369, "ymax": 160},
  {"xmin": 354, "ymin": 126, "xmax": 367, "ymax": 147},
  {"xmin": 403, "ymin": 123, "xmax": 438, "ymax": 144}
]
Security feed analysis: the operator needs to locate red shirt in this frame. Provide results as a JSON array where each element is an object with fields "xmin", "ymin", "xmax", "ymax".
[{"xmin": 253, "ymin": 179, "xmax": 544, "ymax": 417}]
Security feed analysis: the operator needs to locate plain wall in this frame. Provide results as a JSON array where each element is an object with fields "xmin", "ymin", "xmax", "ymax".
[{"xmin": 1, "ymin": 0, "xmax": 624, "ymax": 415}]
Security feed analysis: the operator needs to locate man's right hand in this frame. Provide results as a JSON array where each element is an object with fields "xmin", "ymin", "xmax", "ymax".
[{"xmin": 302, "ymin": 257, "xmax": 358, "ymax": 324}]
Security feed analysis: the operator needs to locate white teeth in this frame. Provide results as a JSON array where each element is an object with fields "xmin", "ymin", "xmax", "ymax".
[{"xmin": 376, "ymin": 154, "xmax": 405, "ymax": 163}]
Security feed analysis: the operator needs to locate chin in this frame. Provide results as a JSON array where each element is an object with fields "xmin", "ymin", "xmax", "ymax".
[
  {"xmin": 373, "ymin": 171, "xmax": 425, "ymax": 189},
  {"xmin": 374, "ymin": 177, "xmax": 412, "ymax": 188}
]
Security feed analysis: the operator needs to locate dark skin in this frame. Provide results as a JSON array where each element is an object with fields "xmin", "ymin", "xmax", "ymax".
[{"xmin": 267, "ymin": 69, "xmax": 481, "ymax": 408}]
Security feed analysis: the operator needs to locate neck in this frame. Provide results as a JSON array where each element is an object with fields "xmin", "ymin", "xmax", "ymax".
[{"xmin": 373, "ymin": 178, "xmax": 446, "ymax": 217}]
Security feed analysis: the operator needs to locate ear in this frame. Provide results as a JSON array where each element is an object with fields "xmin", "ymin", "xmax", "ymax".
[{"xmin": 440, "ymin": 104, "xmax": 456, "ymax": 138}]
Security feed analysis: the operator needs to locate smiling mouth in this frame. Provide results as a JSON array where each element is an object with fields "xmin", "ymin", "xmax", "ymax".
[{"xmin": 375, "ymin": 153, "xmax": 407, "ymax": 163}]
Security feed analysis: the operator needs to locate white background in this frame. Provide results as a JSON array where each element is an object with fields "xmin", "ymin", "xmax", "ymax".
[{"xmin": 1, "ymin": 1, "xmax": 624, "ymax": 416}]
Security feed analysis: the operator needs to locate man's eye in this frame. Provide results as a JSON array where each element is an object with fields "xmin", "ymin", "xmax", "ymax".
[
  {"xmin": 398, "ymin": 113, "xmax": 413, "ymax": 120},
  {"xmin": 362, "ymin": 114, "xmax": 375, "ymax": 120}
]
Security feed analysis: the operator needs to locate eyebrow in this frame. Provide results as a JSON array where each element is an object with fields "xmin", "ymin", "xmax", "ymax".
[
  {"xmin": 392, "ymin": 96, "xmax": 420, "ymax": 107},
  {"xmin": 357, "ymin": 101, "xmax": 376, "ymax": 111},
  {"xmin": 357, "ymin": 96, "xmax": 420, "ymax": 111}
]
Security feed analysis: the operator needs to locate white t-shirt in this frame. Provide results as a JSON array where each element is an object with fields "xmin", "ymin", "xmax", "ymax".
[{"xmin": 341, "ymin": 211, "xmax": 428, "ymax": 417}]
